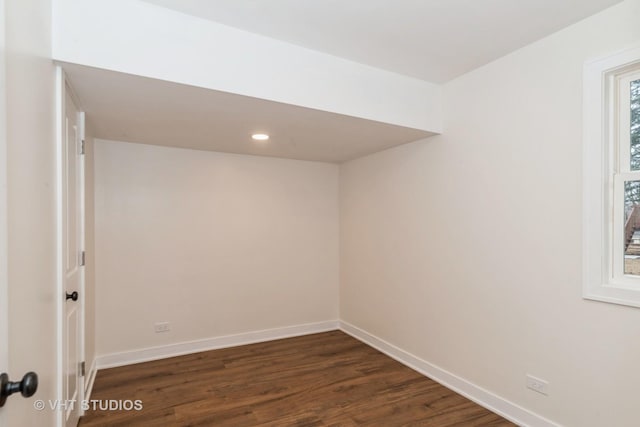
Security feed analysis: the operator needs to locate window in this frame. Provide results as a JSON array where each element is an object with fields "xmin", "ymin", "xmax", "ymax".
[
  {"xmin": 584, "ymin": 45, "xmax": 640, "ymax": 308},
  {"xmin": 619, "ymin": 74, "xmax": 640, "ymax": 278}
]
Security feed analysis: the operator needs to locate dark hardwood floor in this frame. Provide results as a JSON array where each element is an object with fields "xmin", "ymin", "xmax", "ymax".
[{"xmin": 79, "ymin": 330, "xmax": 515, "ymax": 426}]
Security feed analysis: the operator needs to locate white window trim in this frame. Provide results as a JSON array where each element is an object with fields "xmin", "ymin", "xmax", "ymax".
[{"xmin": 583, "ymin": 44, "xmax": 640, "ymax": 308}]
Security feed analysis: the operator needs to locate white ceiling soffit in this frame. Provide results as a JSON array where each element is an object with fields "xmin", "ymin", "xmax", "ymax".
[
  {"xmin": 141, "ymin": 0, "xmax": 622, "ymax": 83},
  {"xmin": 62, "ymin": 63, "xmax": 434, "ymax": 163}
]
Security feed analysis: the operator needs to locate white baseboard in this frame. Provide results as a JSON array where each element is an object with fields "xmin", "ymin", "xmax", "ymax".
[
  {"xmin": 96, "ymin": 320, "xmax": 339, "ymax": 370},
  {"xmin": 93, "ymin": 319, "xmax": 556, "ymax": 427},
  {"xmin": 339, "ymin": 321, "xmax": 559, "ymax": 427},
  {"xmin": 84, "ymin": 358, "xmax": 97, "ymax": 401}
]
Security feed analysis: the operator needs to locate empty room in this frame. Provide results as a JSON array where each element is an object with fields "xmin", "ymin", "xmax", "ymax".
[{"xmin": 2, "ymin": 0, "xmax": 640, "ymax": 426}]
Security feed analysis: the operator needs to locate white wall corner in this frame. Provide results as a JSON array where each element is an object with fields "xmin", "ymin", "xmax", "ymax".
[{"xmin": 338, "ymin": 321, "xmax": 559, "ymax": 427}]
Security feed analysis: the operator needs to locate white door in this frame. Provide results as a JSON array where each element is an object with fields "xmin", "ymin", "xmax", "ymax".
[{"xmin": 61, "ymin": 84, "xmax": 85, "ymax": 427}]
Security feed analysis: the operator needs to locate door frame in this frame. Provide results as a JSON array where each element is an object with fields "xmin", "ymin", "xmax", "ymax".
[
  {"xmin": 55, "ymin": 66, "xmax": 86, "ymax": 427},
  {"xmin": 0, "ymin": 0, "xmax": 9, "ymax": 424}
]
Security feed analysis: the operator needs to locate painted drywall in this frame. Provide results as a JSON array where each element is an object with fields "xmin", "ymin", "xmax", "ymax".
[
  {"xmin": 94, "ymin": 140, "xmax": 339, "ymax": 356},
  {"xmin": 83, "ymin": 130, "xmax": 96, "ymax": 386},
  {"xmin": 340, "ymin": 1, "xmax": 640, "ymax": 426},
  {"xmin": 5, "ymin": 0, "xmax": 58, "ymax": 425},
  {"xmin": 51, "ymin": 0, "xmax": 441, "ymax": 133}
]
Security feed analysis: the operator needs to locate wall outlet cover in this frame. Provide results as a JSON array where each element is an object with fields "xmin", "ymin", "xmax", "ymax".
[
  {"xmin": 526, "ymin": 374, "xmax": 549, "ymax": 396},
  {"xmin": 154, "ymin": 322, "xmax": 170, "ymax": 333}
]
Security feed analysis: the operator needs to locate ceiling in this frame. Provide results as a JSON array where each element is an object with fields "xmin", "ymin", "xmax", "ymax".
[
  {"xmin": 63, "ymin": 64, "xmax": 433, "ymax": 163},
  {"xmin": 63, "ymin": 1, "xmax": 622, "ymax": 163},
  {"xmin": 142, "ymin": 0, "xmax": 621, "ymax": 83}
]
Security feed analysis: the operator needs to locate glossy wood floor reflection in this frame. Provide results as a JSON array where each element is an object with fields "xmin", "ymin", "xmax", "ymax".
[{"xmin": 80, "ymin": 331, "xmax": 515, "ymax": 426}]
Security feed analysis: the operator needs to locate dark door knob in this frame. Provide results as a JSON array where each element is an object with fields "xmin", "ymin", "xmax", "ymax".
[
  {"xmin": 66, "ymin": 291, "xmax": 78, "ymax": 301},
  {"xmin": 0, "ymin": 372, "xmax": 38, "ymax": 407}
]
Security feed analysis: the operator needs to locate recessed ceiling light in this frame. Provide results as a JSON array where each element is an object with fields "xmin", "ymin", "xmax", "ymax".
[{"xmin": 251, "ymin": 133, "xmax": 269, "ymax": 141}]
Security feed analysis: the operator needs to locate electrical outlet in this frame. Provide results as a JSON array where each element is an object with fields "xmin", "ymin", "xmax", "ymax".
[
  {"xmin": 526, "ymin": 374, "xmax": 548, "ymax": 395},
  {"xmin": 154, "ymin": 322, "xmax": 170, "ymax": 333}
]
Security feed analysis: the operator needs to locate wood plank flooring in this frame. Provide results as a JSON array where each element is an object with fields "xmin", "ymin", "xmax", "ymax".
[{"xmin": 79, "ymin": 331, "xmax": 515, "ymax": 426}]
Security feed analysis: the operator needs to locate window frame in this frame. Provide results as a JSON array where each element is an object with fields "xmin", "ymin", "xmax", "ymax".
[{"xmin": 583, "ymin": 45, "xmax": 640, "ymax": 308}]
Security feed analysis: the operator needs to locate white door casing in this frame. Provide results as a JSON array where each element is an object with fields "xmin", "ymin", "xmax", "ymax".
[
  {"xmin": 0, "ymin": 0, "xmax": 9, "ymax": 425},
  {"xmin": 58, "ymin": 70, "xmax": 85, "ymax": 427}
]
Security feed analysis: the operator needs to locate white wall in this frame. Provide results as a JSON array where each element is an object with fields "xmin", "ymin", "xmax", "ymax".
[
  {"xmin": 5, "ymin": 0, "xmax": 58, "ymax": 425},
  {"xmin": 340, "ymin": 1, "xmax": 640, "ymax": 426},
  {"xmin": 94, "ymin": 140, "xmax": 339, "ymax": 357},
  {"xmin": 51, "ymin": 0, "xmax": 441, "ymax": 134}
]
